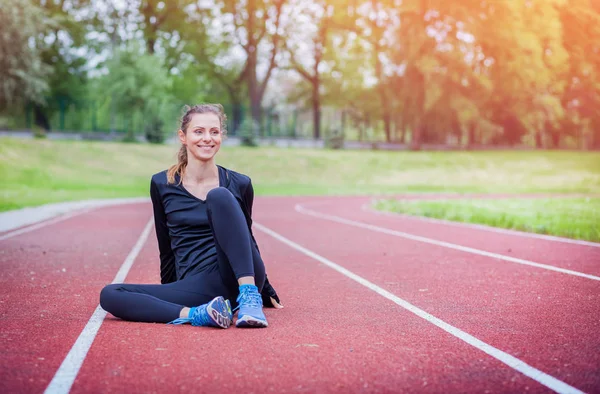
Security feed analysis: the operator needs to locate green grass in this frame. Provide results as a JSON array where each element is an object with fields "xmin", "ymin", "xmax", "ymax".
[
  {"xmin": 1, "ymin": 137, "xmax": 600, "ymax": 212},
  {"xmin": 373, "ymin": 197, "xmax": 600, "ymax": 242}
]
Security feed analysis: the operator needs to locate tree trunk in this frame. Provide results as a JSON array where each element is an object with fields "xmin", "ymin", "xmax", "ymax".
[
  {"xmin": 412, "ymin": 124, "xmax": 422, "ymax": 150},
  {"xmin": 141, "ymin": 2, "xmax": 157, "ymax": 54},
  {"xmin": 34, "ymin": 104, "xmax": 51, "ymax": 131},
  {"xmin": 231, "ymin": 99, "xmax": 243, "ymax": 135},
  {"xmin": 550, "ymin": 127, "xmax": 560, "ymax": 148},
  {"xmin": 246, "ymin": 0, "xmax": 261, "ymax": 130},
  {"xmin": 374, "ymin": 46, "xmax": 391, "ymax": 143},
  {"xmin": 147, "ymin": 37, "xmax": 155, "ymax": 54},
  {"xmin": 535, "ymin": 129, "xmax": 543, "ymax": 149},
  {"xmin": 467, "ymin": 121, "xmax": 476, "ymax": 148},
  {"xmin": 312, "ymin": 78, "xmax": 321, "ymax": 140},
  {"xmin": 358, "ymin": 118, "xmax": 364, "ymax": 142}
]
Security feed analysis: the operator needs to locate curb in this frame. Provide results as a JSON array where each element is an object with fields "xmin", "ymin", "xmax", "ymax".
[{"xmin": 0, "ymin": 197, "xmax": 150, "ymax": 233}]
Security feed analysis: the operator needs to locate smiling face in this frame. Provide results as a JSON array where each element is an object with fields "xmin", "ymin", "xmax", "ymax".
[{"xmin": 178, "ymin": 112, "xmax": 222, "ymax": 162}]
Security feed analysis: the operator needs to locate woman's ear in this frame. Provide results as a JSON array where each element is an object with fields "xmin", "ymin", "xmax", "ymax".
[{"xmin": 178, "ymin": 129, "xmax": 186, "ymax": 145}]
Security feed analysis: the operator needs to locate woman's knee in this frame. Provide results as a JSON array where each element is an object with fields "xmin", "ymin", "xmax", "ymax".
[
  {"xmin": 99, "ymin": 284, "xmax": 121, "ymax": 311},
  {"xmin": 206, "ymin": 187, "xmax": 235, "ymax": 207}
]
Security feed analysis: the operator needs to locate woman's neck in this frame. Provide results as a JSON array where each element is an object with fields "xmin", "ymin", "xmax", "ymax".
[{"xmin": 183, "ymin": 157, "xmax": 218, "ymax": 184}]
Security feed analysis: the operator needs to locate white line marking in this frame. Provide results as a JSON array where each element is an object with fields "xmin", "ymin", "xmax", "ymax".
[
  {"xmin": 253, "ymin": 222, "xmax": 585, "ymax": 394},
  {"xmin": 0, "ymin": 208, "xmax": 95, "ymax": 242},
  {"xmin": 296, "ymin": 204, "xmax": 600, "ymax": 282},
  {"xmin": 362, "ymin": 202, "xmax": 600, "ymax": 248},
  {"xmin": 44, "ymin": 218, "xmax": 154, "ymax": 394}
]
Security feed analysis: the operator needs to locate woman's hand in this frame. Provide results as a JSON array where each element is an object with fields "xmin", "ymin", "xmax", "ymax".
[{"xmin": 270, "ymin": 297, "xmax": 284, "ymax": 309}]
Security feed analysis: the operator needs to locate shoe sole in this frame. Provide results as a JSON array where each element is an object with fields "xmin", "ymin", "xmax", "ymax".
[
  {"xmin": 236, "ymin": 315, "xmax": 268, "ymax": 328},
  {"xmin": 207, "ymin": 297, "xmax": 233, "ymax": 329}
]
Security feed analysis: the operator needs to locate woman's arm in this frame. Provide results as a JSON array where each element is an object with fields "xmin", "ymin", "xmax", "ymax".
[{"xmin": 150, "ymin": 178, "xmax": 177, "ymax": 284}]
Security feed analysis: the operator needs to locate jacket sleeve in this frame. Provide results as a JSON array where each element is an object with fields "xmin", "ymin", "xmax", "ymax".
[
  {"xmin": 242, "ymin": 177, "xmax": 254, "ymax": 223},
  {"xmin": 150, "ymin": 178, "xmax": 177, "ymax": 284}
]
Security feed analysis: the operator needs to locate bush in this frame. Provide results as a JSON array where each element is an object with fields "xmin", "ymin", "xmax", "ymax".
[
  {"xmin": 32, "ymin": 125, "xmax": 47, "ymax": 139},
  {"xmin": 325, "ymin": 128, "xmax": 344, "ymax": 149},
  {"xmin": 238, "ymin": 117, "xmax": 259, "ymax": 147},
  {"xmin": 145, "ymin": 116, "xmax": 165, "ymax": 144},
  {"xmin": 121, "ymin": 131, "xmax": 137, "ymax": 143}
]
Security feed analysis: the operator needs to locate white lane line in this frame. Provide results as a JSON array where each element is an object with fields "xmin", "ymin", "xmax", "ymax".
[
  {"xmin": 253, "ymin": 222, "xmax": 584, "ymax": 394},
  {"xmin": 44, "ymin": 218, "xmax": 154, "ymax": 394},
  {"xmin": 0, "ymin": 208, "xmax": 96, "ymax": 242},
  {"xmin": 362, "ymin": 202, "xmax": 600, "ymax": 248},
  {"xmin": 296, "ymin": 204, "xmax": 600, "ymax": 282}
]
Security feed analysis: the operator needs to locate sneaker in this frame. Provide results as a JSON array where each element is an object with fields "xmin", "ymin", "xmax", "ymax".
[
  {"xmin": 168, "ymin": 296, "xmax": 233, "ymax": 328},
  {"xmin": 235, "ymin": 284, "xmax": 268, "ymax": 328}
]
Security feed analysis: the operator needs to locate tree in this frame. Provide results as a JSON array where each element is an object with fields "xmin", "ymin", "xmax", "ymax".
[
  {"xmin": 558, "ymin": 0, "xmax": 600, "ymax": 149},
  {"xmin": 218, "ymin": 0, "xmax": 285, "ymax": 127},
  {"xmin": 284, "ymin": 0, "xmax": 331, "ymax": 139},
  {"xmin": 139, "ymin": 0, "xmax": 197, "ymax": 69},
  {"xmin": 98, "ymin": 46, "xmax": 175, "ymax": 142},
  {"xmin": 31, "ymin": 0, "xmax": 94, "ymax": 131},
  {"xmin": 0, "ymin": 0, "xmax": 52, "ymax": 110}
]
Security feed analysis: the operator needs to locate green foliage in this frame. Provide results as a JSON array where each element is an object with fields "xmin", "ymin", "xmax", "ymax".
[
  {"xmin": 0, "ymin": 0, "xmax": 52, "ymax": 108},
  {"xmin": 2, "ymin": 0, "xmax": 600, "ymax": 149},
  {"xmin": 144, "ymin": 116, "xmax": 166, "ymax": 144},
  {"xmin": 373, "ymin": 197, "xmax": 600, "ymax": 242},
  {"xmin": 325, "ymin": 127, "xmax": 345, "ymax": 149},
  {"xmin": 95, "ymin": 45, "xmax": 176, "ymax": 141},
  {"xmin": 101, "ymin": 47, "xmax": 172, "ymax": 111},
  {"xmin": 237, "ymin": 117, "xmax": 259, "ymax": 147}
]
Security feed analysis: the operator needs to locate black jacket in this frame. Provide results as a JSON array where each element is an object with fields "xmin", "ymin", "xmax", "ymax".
[{"xmin": 150, "ymin": 165, "xmax": 280, "ymax": 307}]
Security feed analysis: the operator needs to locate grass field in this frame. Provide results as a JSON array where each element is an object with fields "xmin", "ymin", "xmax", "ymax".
[
  {"xmin": 372, "ymin": 197, "xmax": 600, "ymax": 242},
  {"xmin": 1, "ymin": 136, "xmax": 599, "ymax": 211}
]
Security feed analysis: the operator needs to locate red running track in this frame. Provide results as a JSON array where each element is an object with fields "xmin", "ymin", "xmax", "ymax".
[{"xmin": 0, "ymin": 195, "xmax": 598, "ymax": 393}]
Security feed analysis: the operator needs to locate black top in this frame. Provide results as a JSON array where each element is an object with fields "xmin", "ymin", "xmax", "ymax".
[{"xmin": 149, "ymin": 165, "xmax": 280, "ymax": 305}]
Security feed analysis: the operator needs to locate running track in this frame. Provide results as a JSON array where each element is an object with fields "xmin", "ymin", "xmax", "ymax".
[{"xmin": 1, "ymin": 195, "xmax": 599, "ymax": 393}]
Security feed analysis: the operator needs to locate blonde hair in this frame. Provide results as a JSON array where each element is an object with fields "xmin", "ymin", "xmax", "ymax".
[{"xmin": 167, "ymin": 104, "xmax": 228, "ymax": 184}]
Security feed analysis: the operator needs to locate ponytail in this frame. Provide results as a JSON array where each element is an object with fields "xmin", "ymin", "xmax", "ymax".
[{"xmin": 167, "ymin": 144, "xmax": 187, "ymax": 184}]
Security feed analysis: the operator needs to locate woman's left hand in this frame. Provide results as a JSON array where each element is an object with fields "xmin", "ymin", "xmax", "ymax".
[{"xmin": 270, "ymin": 297, "xmax": 284, "ymax": 309}]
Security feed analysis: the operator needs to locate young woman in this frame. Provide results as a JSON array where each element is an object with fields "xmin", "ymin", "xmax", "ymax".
[{"xmin": 100, "ymin": 104, "xmax": 282, "ymax": 329}]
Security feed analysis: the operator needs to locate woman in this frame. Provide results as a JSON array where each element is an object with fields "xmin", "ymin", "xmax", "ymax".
[{"xmin": 100, "ymin": 104, "xmax": 282, "ymax": 329}]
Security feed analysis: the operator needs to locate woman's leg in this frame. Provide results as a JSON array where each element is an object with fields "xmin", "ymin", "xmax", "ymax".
[
  {"xmin": 99, "ymin": 267, "xmax": 231, "ymax": 327},
  {"xmin": 206, "ymin": 187, "xmax": 268, "ymax": 327},
  {"xmin": 206, "ymin": 187, "xmax": 266, "ymax": 287}
]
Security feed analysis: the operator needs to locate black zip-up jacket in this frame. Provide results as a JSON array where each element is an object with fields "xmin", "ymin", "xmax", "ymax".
[{"xmin": 150, "ymin": 165, "xmax": 280, "ymax": 307}]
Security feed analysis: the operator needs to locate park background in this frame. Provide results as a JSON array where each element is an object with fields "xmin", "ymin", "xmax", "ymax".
[{"xmin": 1, "ymin": 0, "xmax": 599, "ymax": 241}]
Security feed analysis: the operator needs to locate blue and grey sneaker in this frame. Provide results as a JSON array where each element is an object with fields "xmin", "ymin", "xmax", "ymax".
[
  {"xmin": 235, "ymin": 284, "xmax": 268, "ymax": 328},
  {"xmin": 168, "ymin": 296, "xmax": 233, "ymax": 328}
]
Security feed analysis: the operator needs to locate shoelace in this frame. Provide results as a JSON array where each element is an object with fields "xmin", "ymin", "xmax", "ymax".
[
  {"xmin": 167, "ymin": 305, "xmax": 211, "ymax": 326},
  {"xmin": 235, "ymin": 287, "xmax": 262, "ymax": 311}
]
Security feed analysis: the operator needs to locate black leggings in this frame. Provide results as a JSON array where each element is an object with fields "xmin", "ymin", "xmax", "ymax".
[{"xmin": 99, "ymin": 187, "xmax": 266, "ymax": 323}]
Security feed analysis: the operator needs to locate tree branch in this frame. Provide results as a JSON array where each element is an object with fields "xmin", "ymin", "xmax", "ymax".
[
  {"xmin": 258, "ymin": 0, "xmax": 285, "ymax": 100},
  {"xmin": 284, "ymin": 40, "xmax": 315, "ymax": 83}
]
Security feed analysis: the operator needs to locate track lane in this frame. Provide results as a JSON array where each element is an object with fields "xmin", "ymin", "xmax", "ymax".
[
  {"xmin": 69, "ymin": 198, "xmax": 553, "ymax": 393},
  {"xmin": 0, "ymin": 203, "xmax": 151, "ymax": 394},
  {"xmin": 3, "ymin": 195, "xmax": 597, "ymax": 393},
  {"xmin": 301, "ymin": 197, "xmax": 600, "ymax": 277},
  {"xmin": 258, "ymin": 197, "xmax": 600, "ymax": 392}
]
